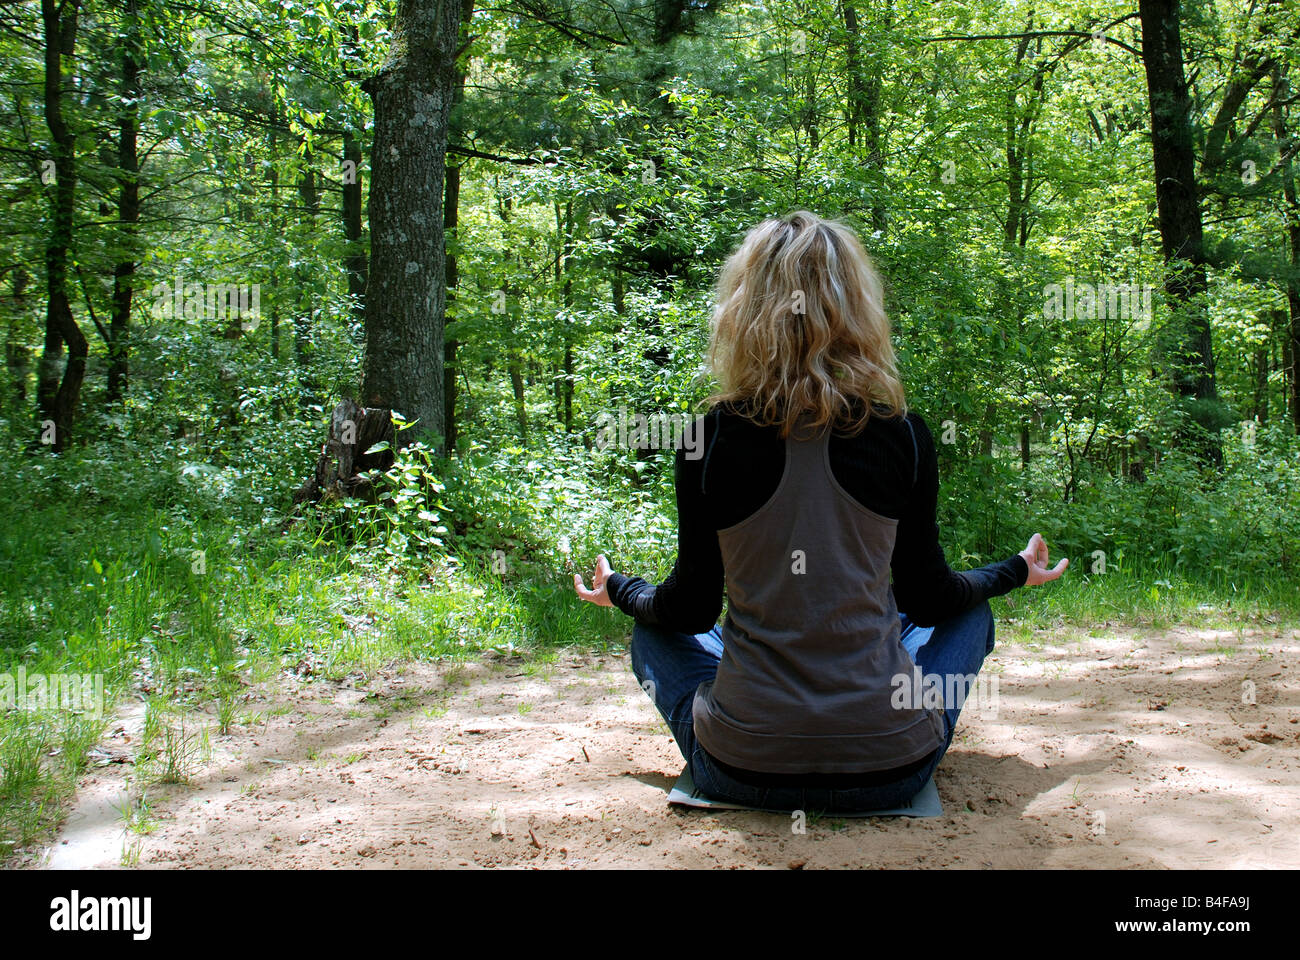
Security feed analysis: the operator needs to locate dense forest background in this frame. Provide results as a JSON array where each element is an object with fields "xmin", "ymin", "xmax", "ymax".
[{"xmin": 3, "ymin": 0, "xmax": 1300, "ymax": 854}]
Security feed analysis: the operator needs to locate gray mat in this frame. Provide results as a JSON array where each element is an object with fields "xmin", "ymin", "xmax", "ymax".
[{"xmin": 668, "ymin": 766, "xmax": 943, "ymax": 818}]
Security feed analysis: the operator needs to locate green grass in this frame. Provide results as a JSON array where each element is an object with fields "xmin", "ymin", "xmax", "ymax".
[
  {"xmin": 0, "ymin": 432, "xmax": 631, "ymax": 860},
  {"xmin": 991, "ymin": 560, "xmax": 1300, "ymax": 633},
  {"xmin": 114, "ymin": 787, "xmax": 160, "ymax": 836}
]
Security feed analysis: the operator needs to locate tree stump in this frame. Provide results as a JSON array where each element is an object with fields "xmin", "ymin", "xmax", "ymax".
[{"xmin": 293, "ymin": 399, "xmax": 396, "ymax": 504}]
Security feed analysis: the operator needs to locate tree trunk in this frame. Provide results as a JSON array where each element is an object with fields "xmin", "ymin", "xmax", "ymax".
[
  {"xmin": 342, "ymin": 130, "xmax": 367, "ymax": 332},
  {"xmin": 269, "ymin": 156, "xmax": 281, "ymax": 366},
  {"xmin": 359, "ymin": 0, "xmax": 465, "ymax": 448},
  {"xmin": 441, "ymin": 0, "xmax": 475, "ymax": 456},
  {"xmin": 509, "ymin": 357, "xmax": 528, "ymax": 440},
  {"xmin": 5, "ymin": 268, "xmax": 31, "ymax": 409},
  {"xmin": 295, "ymin": 145, "xmax": 320, "ymax": 406},
  {"xmin": 1253, "ymin": 340, "xmax": 1269, "ymax": 424},
  {"xmin": 842, "ymin": 0, "xmax": 891, "ymax": 233},
  {"xmin": 443, "ymin": 158, "xmax": 462, "ymax": 453},
  {"xmin": 264, "ymin": 119, "xmax": 285, "ymax": 422},
  {"xmin": 842, "ymin": 2, "xmax": 862, "ymax": 149},
  {"xmin": 1273, "ymin": 68, "xmax": 1300, "ymax": 432},
  {"xmin": 37, "ymin": 0, "xmax": 85, "ymax": 451},
  {"xmin": 108, "ymin": 0, "xmax": 141, "ymax": 403},
  {"xmin": 1286, "ymin": 313, "xmax": 1297, "ymax": 430},
  {"xmin": 1138, "ymin": 0, "xmax": 1221, "ymax": 457},
  {"xmin": 293, "ymin": 399, "xmax": 396, "ymax": 504},
  {"xmin": 558, "ymin": 198, "xmax": 574, "ymax": 432}
]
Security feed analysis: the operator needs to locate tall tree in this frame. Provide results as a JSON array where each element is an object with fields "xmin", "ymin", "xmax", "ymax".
[
  {"xmin": 342, "ymin": 129, "xmax": 367, "ymax": 330},
  {"xmin": 1273, "ymin": 67, "xmax": 1300, "ymax": 430},
  {"xmin": 5, "ymin": 268, "xmax": 32, "ymax": 409},
  {"xmin": 841, "ymin": 0, "xmax": 890, "ymax": 233},
  {"xmin": 295, "ymin": 143, "xmax": 320, "ymax": 406},
  {"xmin": 360, "ymin": 0, "xmax": 467, "ymax": 446},
  {"xmin": 107, "ymin": 0, "xmax": 141, "ymax": 402},
  {"xmin": 442, "ymin": 0, "xmax": 476, "ymax": 455},
  {"xmin": 1138, "ymin": 0, "xmax": 1221, "ymax": 457},
  {"xmin": 37, "ymin": 0, "xmax": 86, "ymax": 451}
]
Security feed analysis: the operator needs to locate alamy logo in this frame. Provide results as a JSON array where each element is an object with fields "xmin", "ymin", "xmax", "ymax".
[
  {"xmin": 150, "ymin": 277, "xmax": 261, "ymax": 330},
  {"xmin": 1042, "ymin": 278, "xmax": 1152, "ymax": 323},
  {"xmin": 0, "ymin": 667, "xmax": 103, "ymax": 717},
  {"xmin": 49, "ymin": 891, "xmax": 151, "ymax": 940},
  {"xmin": 594, "ymin": 407, "xmax": 705, "ymax": 460},
  {"xmin": 890, "ymin": 665, "xmax": 999, "ymax": 716}
]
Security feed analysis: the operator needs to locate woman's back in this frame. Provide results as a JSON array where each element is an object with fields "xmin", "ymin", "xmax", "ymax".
[
  {"xmin": 692, "ymin": 412, "xmax": 946, "ymax": 774},
  {"xmin": 608, "ymin": 405, "xmax": 1026, "ymax": 639}
]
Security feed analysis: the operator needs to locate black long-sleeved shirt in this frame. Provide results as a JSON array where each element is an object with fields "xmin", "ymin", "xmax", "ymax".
[{"xmin": 607, "ymin": 405, "xmax": 1027, "ymax": 629}]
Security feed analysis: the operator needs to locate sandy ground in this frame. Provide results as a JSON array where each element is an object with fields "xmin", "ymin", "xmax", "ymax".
[{"xmin": 30, "ymin": 620, "xmax": 1300, "ymax": 869}]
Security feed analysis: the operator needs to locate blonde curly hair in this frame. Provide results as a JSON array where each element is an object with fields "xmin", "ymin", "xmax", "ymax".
[{"xmin": 707, "ymin": 210, "xmax": 906, "ymax": 437}]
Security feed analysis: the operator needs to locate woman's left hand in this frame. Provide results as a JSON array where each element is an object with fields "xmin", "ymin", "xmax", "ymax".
[
  {"xmin": 574, "ymin": 554, "xmax": 616, "ymax": 607},
  {"xmin": 1018, "ymin": 533, "xmax": 1069, "ymax": 587}
]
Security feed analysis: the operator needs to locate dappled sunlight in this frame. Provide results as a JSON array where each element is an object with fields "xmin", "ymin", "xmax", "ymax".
[{"xmin": 33, "ymin": 620, "xmax": 1298, "ymax": 869}]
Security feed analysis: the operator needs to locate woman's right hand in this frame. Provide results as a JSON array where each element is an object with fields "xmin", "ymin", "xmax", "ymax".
[
  {"xmin": 574, "ymin": 554, "xmax": 616, "ymax": 607},
  {"xmin": 1019, "ymin": 533, "xmax": 1069, "ymax": 586}
]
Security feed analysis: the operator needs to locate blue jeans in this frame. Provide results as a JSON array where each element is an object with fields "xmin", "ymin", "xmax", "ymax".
[{"xmin": 629, "ymin": 600, "xmax": 996, "ymax": 813}]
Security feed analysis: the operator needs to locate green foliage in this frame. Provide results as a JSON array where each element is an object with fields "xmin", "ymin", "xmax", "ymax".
[{"xmin": 337, "ymin": 440, "xmax": 451, "ymax": 560}]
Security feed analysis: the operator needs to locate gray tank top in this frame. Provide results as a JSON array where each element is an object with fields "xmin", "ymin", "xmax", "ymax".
[{"xmin": 691, "ymin": 415, "xmax": 946, "ymax": 774}]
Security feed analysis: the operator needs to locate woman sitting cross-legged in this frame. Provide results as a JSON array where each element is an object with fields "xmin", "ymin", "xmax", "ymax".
[{"xmin": 575, "ymin": 210, "xmax": 1067, "ymax": 814}]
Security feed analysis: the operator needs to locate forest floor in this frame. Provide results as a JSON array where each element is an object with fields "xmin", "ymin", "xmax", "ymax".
[{"xmin": 31, "ymin": 621, "xmax": 1300, "ymax": 869}]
